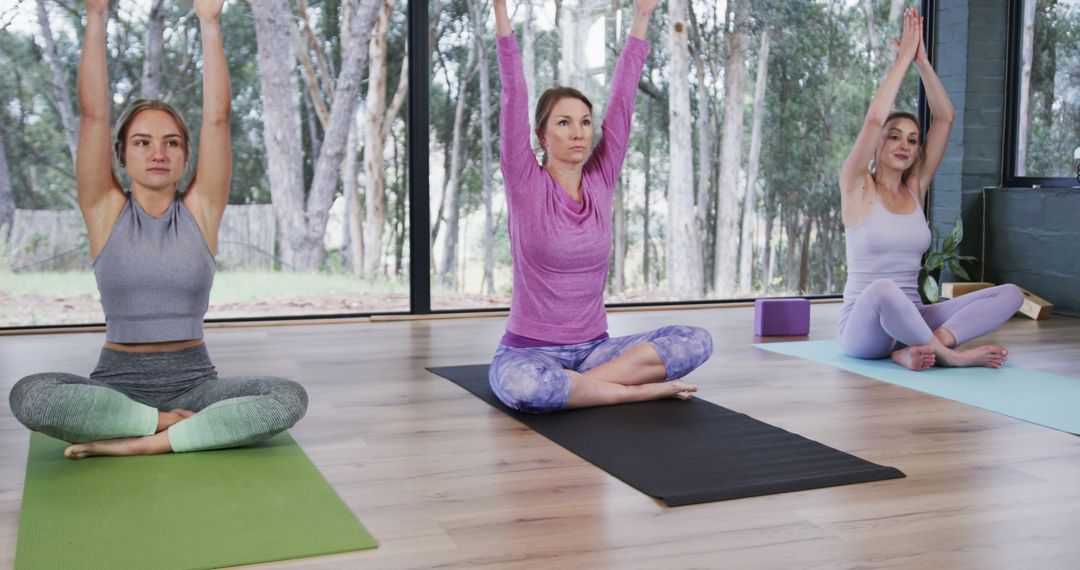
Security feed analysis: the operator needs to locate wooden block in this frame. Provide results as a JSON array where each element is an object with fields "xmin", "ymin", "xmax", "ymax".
[
  {"xmin": 1017, "ymin": 287, "xmax": 1053, "ymax": 320},
  {"xmin": 940, "ymin": 282, "xmax": 994, "ymax": 299}
]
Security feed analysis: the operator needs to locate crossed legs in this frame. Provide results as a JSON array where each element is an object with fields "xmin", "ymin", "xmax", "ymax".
[
  {"xmin": 839, "ymin": 279, "xmax": 1023, "ymax": 370},
  {"xmin": 490, "ymin": 325, "xmax": 713, "ymax": 413}
]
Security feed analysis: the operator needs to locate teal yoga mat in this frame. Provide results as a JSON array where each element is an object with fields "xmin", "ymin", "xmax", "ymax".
[
  {"xmin": 755, "ymin": 340, "xmax": 1080, "ymax": 435},
  {"xmin": 15, "ymin": 432, "xmax": 377, "ymax": 570}
]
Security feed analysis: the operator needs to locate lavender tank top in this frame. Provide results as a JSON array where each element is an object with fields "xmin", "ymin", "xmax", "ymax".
[
  {"xmin": 840, "ymin": 187, "xmax": 932, "ymax": 327},
  {"xmin": 93, "ymin": 194, "xmax": 215, "ymax": 343}
]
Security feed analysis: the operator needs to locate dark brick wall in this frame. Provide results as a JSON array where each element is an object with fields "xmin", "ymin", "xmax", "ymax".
[
  {"xmin": 930, "ymin": 0, "xmax": 1008, "ymax": 277},
  {"xmin": 984, "ymin": 188, "xmax": 1080, "ymax": 316}
]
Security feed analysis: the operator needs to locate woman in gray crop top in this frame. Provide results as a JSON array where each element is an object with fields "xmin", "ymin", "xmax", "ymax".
[
  {"xmin": 8, "ymin": 0, "xmax": 307, "ymax": 458},
  {"xmin": 836, "ymin": 9, "xmax": 1022, "ymax": 372}
]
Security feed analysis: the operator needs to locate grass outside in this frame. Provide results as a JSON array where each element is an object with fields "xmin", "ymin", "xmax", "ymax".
[{"xmin": 1, "ymin": 271, "xmax": 441, "ymax": 327}]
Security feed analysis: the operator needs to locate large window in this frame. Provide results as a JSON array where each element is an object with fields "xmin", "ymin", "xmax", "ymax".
[
  {"xmin": 428, "ymin": 0, "xmax": 921, "ymax": 309},
  {"xmin": 0, "ymin": 0, "xmax": 409, "ymax": 327},
  {"xmin": 1, "ymin": 0, "xmax": 927, "ymax": 328},
  {"xmin": 1010, "ymin": 0, "xmax": 1080, "ymax": 183}
]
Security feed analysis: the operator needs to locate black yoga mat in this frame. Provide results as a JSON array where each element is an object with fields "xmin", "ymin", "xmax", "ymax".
[{"xmin": 429, "ymin": 364, "xmax": 905, "ymax": 506}]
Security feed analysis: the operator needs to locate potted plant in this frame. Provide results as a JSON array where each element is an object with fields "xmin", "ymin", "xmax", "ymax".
[{"xmin": 920, "ymin": 214, "xmax": 977, "ymax": 303}]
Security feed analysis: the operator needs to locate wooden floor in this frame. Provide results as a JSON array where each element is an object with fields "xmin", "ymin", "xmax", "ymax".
[{"xmin": 2, "ymin": 304, "xmax": 1079, "ymax": 569}]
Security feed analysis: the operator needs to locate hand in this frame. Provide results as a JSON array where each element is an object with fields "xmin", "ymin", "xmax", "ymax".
[
  {"xmin": 915, "ymin": 16, "xmax": 930, "ymax": 64},
  {"xmin": 894, "ymin": 8, "xmax": 920, "ymax": 64},
  {"xmin": 634, "ymin": 0, "xmax": 659, "ymax": 17},
  {"xmin": 195, "ymin": 0, "xmax": 225, "ymax": 23}
]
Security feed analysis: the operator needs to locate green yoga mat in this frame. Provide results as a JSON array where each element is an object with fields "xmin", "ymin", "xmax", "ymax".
[
  {"xmin": 15, "ymin": 432, "xmax": 377, "ymax": 570},
  {"xmin": 755, "ymin": 340, "xmax": 1080, "ymax": 435}
]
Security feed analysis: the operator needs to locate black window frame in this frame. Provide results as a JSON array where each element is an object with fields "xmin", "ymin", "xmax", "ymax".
[{"xmin": 1002, "ymin": 0, "xmax": 1080, "ymax": 189}]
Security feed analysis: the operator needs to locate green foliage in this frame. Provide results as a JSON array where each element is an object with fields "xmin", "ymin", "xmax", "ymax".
[{"xmin": 920, "ymin": 214, "xmax": 978, "ymax": 303}]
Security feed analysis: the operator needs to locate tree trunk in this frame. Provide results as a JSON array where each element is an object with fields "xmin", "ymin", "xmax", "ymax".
[
  {"xmin": 763, "ymin": 198, "xmax": 776, "ymax": 292},
  {"xmin": 469, "ymin": 0, "xmax": 496, "ymax": 296},
  {"xmin": 862, "ymin": 0, "xmax": 879, "ymax": 66},
  {"xmin": 307, "ymin": 0, "xmax": 383, "ymax": 270},
  {"xmin": 361, "ymin": 0, "xmax": 394, "ymax": 276},
  {"xmin": 713, "ymin": 0, "xmax": 748, "ymax": 297},
  {"xmin": 523, "ymin": 0, "xmax": 537, "ymax": 131},
  {"xmin": 888, "ymin": 0, "xmax": 905, "ymax": 30},
  {"xmin": 253, "ymin": 0, "xmax": 383, "ymax": 271},
  {"xmin": 392, "ymin": 131, "xmax": 406, "ymax": 276},
  {"xmin": 140, "ymin": 0, "xmax": 166, "ymax": 100},
  {"xmin": 35, "ymin": 0, "xmax": 79, "ymax": 165},
  {"xmin": 738, "ymin": 27, "xmax": 769, "ymax": 293},
  {"xmin": 608, "ymin": 0, "xmax": 624, "ymax": 294},
  {"xmin": 642, "ymin": 96, "xmax": 654, "ymax": 289},
  {"xmin": 798, "ymin": 213, "xmax": 812, "ymax": 294},
  {"xmin": 666, "ymin": 0, "xmax": 704, "ymax": 298},
  {"xmin": 612, "ymin": 176, "xmax": 626, "ymax": 293},
  {"xmin": 784, "ymin": 214, "xmax": 797, "ymax": 289},
  {"xmin": 437, "ymin": 41, "xmax": 477, "ymax": 289},
  {"xmin": 0, "ymin": 124, "xmax": 14, "ymax": 239},
  {"xmin": 251, "ymin": 0, "xmax": 308, "ymax": 271},
  {"xmin": 344, "ymin": 117, "xmax": 363, "ymax": 273},
  {"xmin": 1016, "ymin": 0, "xmax": 1037, "ymax": 176},
  {"xmin": 690, "ymin": 3, "xmax": 711, "ymax": 263}
]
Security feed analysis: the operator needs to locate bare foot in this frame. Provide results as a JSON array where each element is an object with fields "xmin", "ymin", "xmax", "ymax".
[
  {"xmin": 64, "ymin": 431, "xmax": 173, "ymax": 460},
  {"xmin": 937, "ymin": 344, "xmax": 1009, "ymax": 369},
  {"xmin": 664, "ymin": 380, "xmax": 698, "ymax": 400},
  {"xmin": 156, "ymin": 408, "xmax": 195, "ymax": 433},
  {"xmin": 891, "ymin": 345, "xmax": 936, "ymax": 371}
]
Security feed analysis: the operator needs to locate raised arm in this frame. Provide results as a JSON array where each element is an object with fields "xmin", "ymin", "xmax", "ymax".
[
  {"xmin": 494, "ymin": 0, "xmax": 542, "ymax": 193},
  {"xmin": 494, "ymin": 0, "xmax": 512, "ymax": 36},
  {"xmin": 911, "ymin": 17, "xmax": 955, "ymax": 200},
  {"xmin": 184, "ymin": 0, "xmax": 232, "ymax": 253},
  {"xmin": 590, "ymin": 0, "xmax": 654, "ymax": 188},
  {"xmin": 76, "ymin": 0, "xmax": 125, "ymax": 256},
  {"xmin": 628, "ymin": 0, "xmax": 658, "ymax": 40},
  {"xmin": 839, "ymin": 9, "xmax": 921, "ymax": 198}
]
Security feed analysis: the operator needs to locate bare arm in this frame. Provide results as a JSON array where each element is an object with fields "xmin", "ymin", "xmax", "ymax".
[
  {"xmin": 839, "ymin": 9, "xmax": 921, "ymax": 198},
  {"xmin": 76, "ymin": 0, "xmax": 125, "ymax": 256},
  {"xmin": 184, "ymin": 0, "xmax": 232, "ymax": 253},
  {"xmin": 494, "ymin": 0, "xmax": 511, "ymax": 36},
  {"xmin": 912, "ymin": 20, "xmax": 955, "ymax": 199},
  {"xmin": 628, "ymin": 0, "xmax": 658, "ymax": 40}
]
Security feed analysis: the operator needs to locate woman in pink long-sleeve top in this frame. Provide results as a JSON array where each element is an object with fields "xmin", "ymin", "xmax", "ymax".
[{"xmin": 489, "ymin": 0, "xmax": 713, "ymax": 413}]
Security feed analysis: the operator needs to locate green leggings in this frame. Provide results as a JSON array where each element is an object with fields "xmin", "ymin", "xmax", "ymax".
[{"xmin": 8, "ymin": 345, "xmax": 307, "ymax": 452}]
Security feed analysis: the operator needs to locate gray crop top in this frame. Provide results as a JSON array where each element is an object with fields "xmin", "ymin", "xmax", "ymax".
[{"xmin": 93, "ymin": 194, "xmax": 215, "ymax": 343}]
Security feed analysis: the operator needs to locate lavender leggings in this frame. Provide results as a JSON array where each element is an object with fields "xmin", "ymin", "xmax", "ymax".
[
  {"xmin": 838, "ymin": 279, "xmax": 1024, "ymax": 359},
  {"xmin": 489, "ymin": 325, "xmax": 713, "ymax": 414}
]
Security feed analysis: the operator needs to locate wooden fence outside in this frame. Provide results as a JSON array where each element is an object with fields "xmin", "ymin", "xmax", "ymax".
[{"xmin": 3, "ymin": 204, "xmax": 277, "ymax": 272}]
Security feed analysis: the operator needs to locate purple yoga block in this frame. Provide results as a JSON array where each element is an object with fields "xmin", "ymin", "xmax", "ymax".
[{"xmin": 754, "ymin": 298, "xmax": 811, "ymax": 336}]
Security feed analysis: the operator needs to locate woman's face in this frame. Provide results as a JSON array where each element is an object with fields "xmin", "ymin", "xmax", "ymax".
[
  {"xmin": 540, "ymin": 97, "xmax": 594, "ymax": 166},
  {"xmin": 877, "ymin": 117, "xmax": 920, "ymax": 173},
  {"xmin": 123, "ymin": 109, "xmax": 187, "ymax": 191}
]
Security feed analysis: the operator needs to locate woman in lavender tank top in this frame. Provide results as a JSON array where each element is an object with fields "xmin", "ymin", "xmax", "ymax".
[
  {"xmin": 837, "ymin": 9, "xmax": 1022, "ymax": 371},
  {"xmin": 487, "ymin": 0, "xmax": 713, "ymax": 413}
]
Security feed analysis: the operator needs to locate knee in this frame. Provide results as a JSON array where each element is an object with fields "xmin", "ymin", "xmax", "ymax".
[
  {"xmin": 8, "ymin": 374, "xmax": 57, "ymax": 429},
  {"xmin": 266, "ymin": 379, "xmax": 308, "ymax": 428},
  {"xmin": 653, "ymin": 325, "xmax": 713, "ymax": 379},
  {"xmin": 1000, "ymin": 284, "xmax": 1024, "ymax": 312},
  {"xmin": 490, "ymin": 359, "xmax": 567, "ymax": 414},
  {"xmin": 865, "ymin": 278, "xmax": 903, "ymax": 299}
]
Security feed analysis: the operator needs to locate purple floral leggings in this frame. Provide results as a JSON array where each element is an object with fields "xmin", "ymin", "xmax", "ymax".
[{"xmin": 489, "ymin": 325, "xmax": 713, "ymax": 414}]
